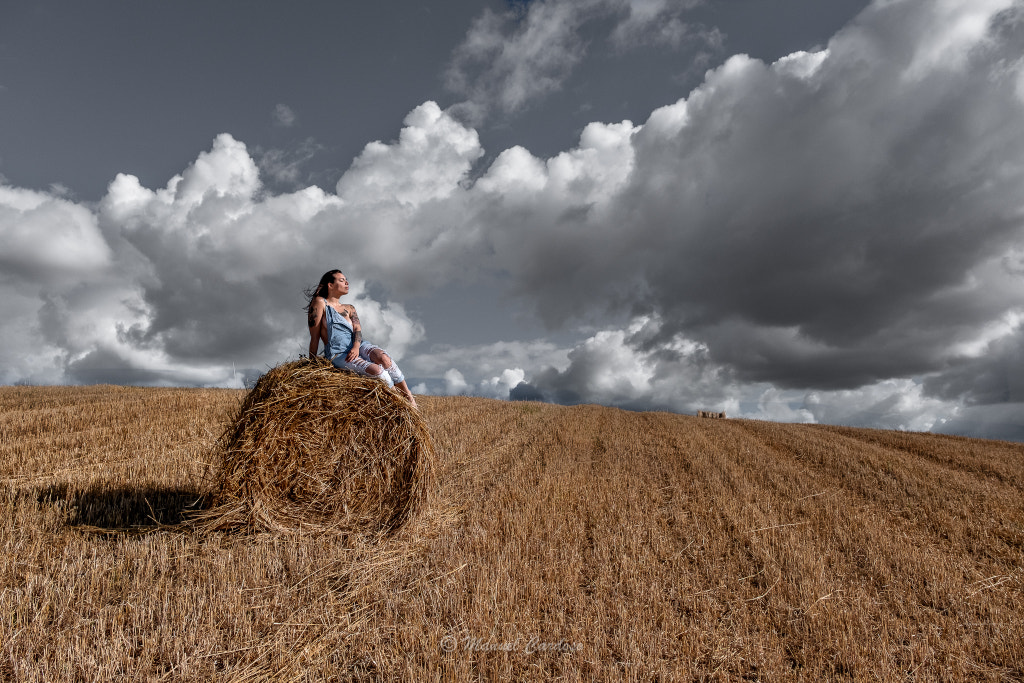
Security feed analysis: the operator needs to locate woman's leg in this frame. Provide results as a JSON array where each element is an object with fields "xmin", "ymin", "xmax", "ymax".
[
  {"xmin": 359, "ymin": 342, "xmax": 417, "ymax": 407},
  {"xmin": 332, "ymin": 352, "xmax": 394, "ymax": 388}
]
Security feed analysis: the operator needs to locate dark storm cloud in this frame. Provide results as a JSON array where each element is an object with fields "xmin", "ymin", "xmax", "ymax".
[
  {"xmin": 925, "ymin": 321, "xmax": 1024, "ymax": 406},
  {"xmin": 66, "ymin": 347, "xmax": 188, "ymax": 387},
  {"xmin": 474, "ymin": 1, "xmax": 1024, "ymax": 399},
  {"xmin": 936, "ymin": 403, "xmax": 1024, "ymax": 442}
]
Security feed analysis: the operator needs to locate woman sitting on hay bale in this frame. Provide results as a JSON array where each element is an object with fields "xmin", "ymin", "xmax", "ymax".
[{"xmin": 306, "ymin": 269, "xmax": 418, "ymax": 408}]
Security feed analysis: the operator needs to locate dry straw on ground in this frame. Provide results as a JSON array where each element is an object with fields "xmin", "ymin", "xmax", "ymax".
[
  {"xmin": 2, "ymin": 386, "xmax": 1023, "ymax": 679},
  {"xmin": 194, "ymin": 357, "xmax": 432, "ymax": 535}
]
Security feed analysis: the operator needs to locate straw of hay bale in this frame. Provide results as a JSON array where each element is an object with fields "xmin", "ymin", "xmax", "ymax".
[{"xmin": 195, "ymin": 357, "xmax": 432, "ymax": 535}]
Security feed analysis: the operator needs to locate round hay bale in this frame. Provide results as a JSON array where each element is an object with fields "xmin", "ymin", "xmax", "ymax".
[{"xmin": 196, "ymin": 357, "xmax": 432, "ymax": 535}]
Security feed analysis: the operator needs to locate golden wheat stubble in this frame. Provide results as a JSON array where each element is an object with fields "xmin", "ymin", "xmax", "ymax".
[{"xmin": 1, "ymin": 386, "xmax": 1022, "ymax": 680}]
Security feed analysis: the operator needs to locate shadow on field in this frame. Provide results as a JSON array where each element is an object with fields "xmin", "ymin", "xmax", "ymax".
[{"xmin": 37, "ymin": 483, "xmax": 207, "ymax": 530}]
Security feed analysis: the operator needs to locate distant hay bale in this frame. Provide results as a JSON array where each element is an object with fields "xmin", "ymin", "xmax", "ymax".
[{"xmin": 194, "ymin": 357, "xmax": 432, "ymax": 535}]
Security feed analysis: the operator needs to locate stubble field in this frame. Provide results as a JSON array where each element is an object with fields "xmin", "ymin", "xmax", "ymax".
[{"xmin": 1, "ymin": 385, "xmax": 1022, "ymax": 681}]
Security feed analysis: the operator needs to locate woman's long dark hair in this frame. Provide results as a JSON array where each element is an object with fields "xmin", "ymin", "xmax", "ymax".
[{"xmin": 304, "ymin": 269, "xmax": 342, "ymax": 322}]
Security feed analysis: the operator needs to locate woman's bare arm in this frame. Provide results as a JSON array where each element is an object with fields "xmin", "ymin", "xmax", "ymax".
[{"xmin": 308, "ymin": 297, "xmax": 326, "ymax": 358}]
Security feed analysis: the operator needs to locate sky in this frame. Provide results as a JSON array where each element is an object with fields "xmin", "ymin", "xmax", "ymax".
[{"xmin": 2, "ymin": 0, "xmax": 1024, "ymax": 441}]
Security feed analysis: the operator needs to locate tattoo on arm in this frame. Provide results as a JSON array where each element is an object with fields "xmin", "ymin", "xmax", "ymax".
[
  {"xmin": 349, "ymin": 307, "xmax": 362, "ymax": 347},
  {"xmin": 308, "ymin": 299, "xmax": 324, "ymax": 329}
]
